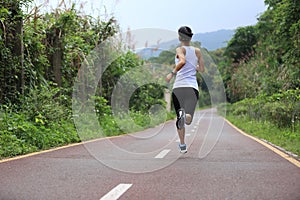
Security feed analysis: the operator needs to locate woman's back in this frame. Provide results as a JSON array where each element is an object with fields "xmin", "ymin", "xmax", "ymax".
[{"xmin": 173, "ymin": 46, "xmax": 198, "ymax": 90}]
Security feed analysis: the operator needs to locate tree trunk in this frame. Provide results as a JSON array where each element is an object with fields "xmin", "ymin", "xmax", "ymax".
[
  {"xmin": 13, "ymin": 16, "xmax": 24, "ymax": 95},
  {"xmin": 52, "ymin": 28, "xmax": 63, "ymax": 88}
]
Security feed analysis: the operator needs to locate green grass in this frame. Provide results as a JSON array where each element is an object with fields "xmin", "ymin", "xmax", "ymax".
[{"xmin": 226, "ymin": 114, "xmax": 300, "ymax": 157}]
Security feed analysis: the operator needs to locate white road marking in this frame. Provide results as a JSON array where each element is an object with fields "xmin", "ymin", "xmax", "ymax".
[
  {"xmin": 155, "ymin": 149, "xmax": 171, "ymax": 158},
  {"xmin": 100, "ymin": 183, "xmax": 132, "ymax": 200}
]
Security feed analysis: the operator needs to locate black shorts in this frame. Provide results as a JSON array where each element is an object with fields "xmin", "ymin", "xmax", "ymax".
[{"xmin": 172, "ymin": 87, "xmax": 199, "ymax": 118}]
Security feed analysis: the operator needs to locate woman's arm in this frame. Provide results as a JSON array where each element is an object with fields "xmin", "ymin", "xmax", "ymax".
[
  {"xmin": 195, "ymin": 48, "xmax": 205, "ymax": 73},
  {"xmin": 174, "ymin": 47, "xmax": 186, "ymax": 72},
  {"xmin": 166, "ymin": 47, "xmax": 186, "ymax": 83}
]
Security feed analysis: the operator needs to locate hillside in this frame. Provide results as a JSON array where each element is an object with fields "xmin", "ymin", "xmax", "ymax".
[{"xmin": 137, "ymin": 29, "xmax": 234, "ymax": 59}]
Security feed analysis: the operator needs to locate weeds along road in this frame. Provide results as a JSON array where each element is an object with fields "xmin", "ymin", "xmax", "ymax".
[{"xmin": 0, "ymin": 109, "xmax": 299, "ymax": 200}]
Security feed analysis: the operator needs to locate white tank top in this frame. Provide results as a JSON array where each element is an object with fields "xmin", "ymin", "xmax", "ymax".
[{"xmin": 173, "ymin": 46, "xmax": 198, "ymax": 90}]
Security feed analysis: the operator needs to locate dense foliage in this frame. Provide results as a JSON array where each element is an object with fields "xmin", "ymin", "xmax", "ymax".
[
  {"xmin": 0, "ymin": 1, "xmax": 168, "ymax": 158},
  {"xmin": 219, "ymin": 89, "xmax": 300, "ymax": 128},
  {"xmin": 216, "ymin": 0, "xmax": 299, "ymax": 103}
]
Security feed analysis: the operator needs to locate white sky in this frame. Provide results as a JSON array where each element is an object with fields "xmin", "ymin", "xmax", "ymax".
[
  {"xmin": 113, "ymin": 0, "xmax": 267, "ymax": 33},
  {"xmin": 34, "ymin": 0, "xmax": 267, "ymax": 33}
]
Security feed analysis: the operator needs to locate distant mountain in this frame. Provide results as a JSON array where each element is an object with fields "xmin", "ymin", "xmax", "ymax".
[
  {"xmin": 136, "ymin": 29, "xmax": 234, "ymax": 60},
  {"xmin": 193, "ymin": 29, "xmax": 234, "ymax": 51}
]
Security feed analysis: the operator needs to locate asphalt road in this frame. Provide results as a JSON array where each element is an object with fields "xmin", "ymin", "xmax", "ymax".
[{"xmin": 0, "ymin": 109, "xmax": 299, "ymax": 200}]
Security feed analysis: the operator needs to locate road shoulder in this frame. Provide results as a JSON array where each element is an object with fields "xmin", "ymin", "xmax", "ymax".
[{"xmin": 224, "ymin": 117, "xmax": 300, "ymax": 168}]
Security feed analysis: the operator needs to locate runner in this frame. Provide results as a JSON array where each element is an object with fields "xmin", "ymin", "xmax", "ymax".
[{"xmin": 166, "ymin": 26, "xmax": 205, "ymax": 153}]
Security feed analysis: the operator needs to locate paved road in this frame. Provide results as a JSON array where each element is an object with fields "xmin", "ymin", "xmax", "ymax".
[{"xmin": 0, "ymin": 109, "xmax": 299, "ymax": 200}]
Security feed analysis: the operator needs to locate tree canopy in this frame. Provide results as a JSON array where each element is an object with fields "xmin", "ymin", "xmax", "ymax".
[{"xmin": 214, "ymin": 0, "xmax": 300, "ymax": 102}]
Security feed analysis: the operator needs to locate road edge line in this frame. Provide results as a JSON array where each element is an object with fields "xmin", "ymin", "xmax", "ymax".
[{"xmin": 224, "ymin": 118, "xmax": 300, "ymax": 168}]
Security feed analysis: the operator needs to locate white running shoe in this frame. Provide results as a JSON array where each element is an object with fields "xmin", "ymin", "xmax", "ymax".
[
  {"xmin": 179, "ymin": 143, "xmax": 187, "ymax": 154},
  {"xmin": 176, "ymin": 109, "xmax": 186, "ymax": 129}
]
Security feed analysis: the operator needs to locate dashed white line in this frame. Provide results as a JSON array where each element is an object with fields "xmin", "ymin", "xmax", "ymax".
[
  {"xmin": 100, "ymin": 183, "xmax": 132, "ymax": 200},
  {"xmin": 155, "ymin": 149, "xmax": 171, "ymax": 158}
]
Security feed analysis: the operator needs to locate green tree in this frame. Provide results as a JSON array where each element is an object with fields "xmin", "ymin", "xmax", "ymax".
[
  {"xmin": 224, "ymin": 26, "xmax": 258, "ymax": 63},
  {"xmin": 0, "ymin": 0, "xmax": 28, "ymax": 103},
  {"xmin": 219, "ymin": 0, "xmax": 300, "ymax": 102}
]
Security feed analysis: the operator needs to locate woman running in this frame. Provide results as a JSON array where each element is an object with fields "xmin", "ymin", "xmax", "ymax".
[{"xmin": 166, "ymin": 26, "xmax": 205, "ymax": 153}]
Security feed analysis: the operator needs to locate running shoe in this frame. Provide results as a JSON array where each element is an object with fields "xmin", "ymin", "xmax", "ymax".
[
  {"xmin": 179, "ymin": 143, "xmax": 187, "ymax": 154},
  {"xmin": 176, "ymin": 109, "xmax": 186, "ymax": 129}
]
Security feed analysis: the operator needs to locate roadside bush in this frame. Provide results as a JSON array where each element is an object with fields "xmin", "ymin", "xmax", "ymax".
[
  {"xmin": 262, "ymin": 101, "xmax": 290, "ymax": 128},
  {"xmin": 0, "ymin": 87, "xmax": 80, "ymax": 158},
  {"xmin": 0, "ymin": 132, "xmax": 37, "ymax": 158},
  {"xmin": 20, "ymin": 85, "xmax": 70, "ymax": 125},
  {"xmin": 231, "ymin": 100, "xmax": 249, "ymax": 116},
  {"xmin": 227, "ymin": 89, "xmax": 300, "ymax": 129}
]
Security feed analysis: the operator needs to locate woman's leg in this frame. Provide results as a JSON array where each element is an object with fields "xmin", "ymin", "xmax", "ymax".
[
  {"xmin": 172, "ymin": 89, "xmax": 186, "ymax": 145},
  {"xmin": 184, "ymin": 88, "xmax": 199, "ymax": 125}
]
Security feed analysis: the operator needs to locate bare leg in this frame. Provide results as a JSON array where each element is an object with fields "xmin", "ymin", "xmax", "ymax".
[{"xmin": 178, "ymin": 127, "xmax": 185, "ymax": 145}]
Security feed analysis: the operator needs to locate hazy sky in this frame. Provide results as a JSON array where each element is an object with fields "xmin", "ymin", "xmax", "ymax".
[
  {"xmin": 106, "ymin": 0, "xmax": 267, "ymax": 33},
  {"xmin": 36, "ymin": 0, "xmax": 267, "ymax": 33}
]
